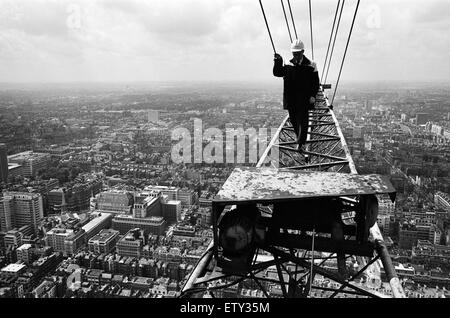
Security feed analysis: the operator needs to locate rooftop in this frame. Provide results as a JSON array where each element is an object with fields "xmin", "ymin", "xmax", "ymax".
[
  {"xmin": 8, "ymin": 151, "xmax": 49, "ymax": 161},
  {"xmin": 17, "ymin": 244, "xmax": 33, "ymax": 251},
  {"xmin": 215, "ymin": 167, "xmax": 396, "ymax": 204},
  {"xmin": 88, "ymin": 229, "xmax": 119, "ymax": 243},
  {"xmin": 82, "ymin": 212, "xmax": 112, "ymax": 234},
  {"xmin": 1, "ymin": 263, "xmax": 26, "ymax": 273}
]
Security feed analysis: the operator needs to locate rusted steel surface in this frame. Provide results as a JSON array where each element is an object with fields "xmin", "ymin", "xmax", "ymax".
[{"xmin": 214, "ymin": 167, "xmax": 396, "ymax": 203}]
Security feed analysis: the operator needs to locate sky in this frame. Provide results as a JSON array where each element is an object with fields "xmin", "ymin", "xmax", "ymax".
[{"xmin": 0, "ymin": 0, "xmax": 449, "ymax": 83}]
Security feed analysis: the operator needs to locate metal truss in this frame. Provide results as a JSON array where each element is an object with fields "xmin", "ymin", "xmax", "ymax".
[
  {"xmin": 180, "ymin": 89, "xmax": 406, "ymax": 299},
  {"xmin": 257, "ymin": 90, "xmax": 356, "ymax": 173}
]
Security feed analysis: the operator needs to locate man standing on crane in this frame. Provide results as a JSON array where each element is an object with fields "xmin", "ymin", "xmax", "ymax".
[{"xmin": 273, "ymin": 39, "xmax": 320, "ymax": 151}]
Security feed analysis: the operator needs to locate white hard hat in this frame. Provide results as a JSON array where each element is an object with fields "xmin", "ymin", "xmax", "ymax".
[{"xmin": 291, "ymin": 39, "xmax": 305, "ymax": 52}]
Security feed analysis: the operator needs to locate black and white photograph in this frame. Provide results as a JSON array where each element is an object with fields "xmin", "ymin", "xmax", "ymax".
[{"xmin": 0, "ymin": 0, "xmax": 449, "ymax": 305}]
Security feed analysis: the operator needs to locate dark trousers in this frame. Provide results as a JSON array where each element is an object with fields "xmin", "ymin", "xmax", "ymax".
[{"xmin": 288, "ymin": 107, "xmax": 309, "ymax": 146}]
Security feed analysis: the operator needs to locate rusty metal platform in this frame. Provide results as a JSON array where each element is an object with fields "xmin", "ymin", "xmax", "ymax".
[{"xmin": 214, "ymin": 167, "xmax": 396, "ymax": 204}]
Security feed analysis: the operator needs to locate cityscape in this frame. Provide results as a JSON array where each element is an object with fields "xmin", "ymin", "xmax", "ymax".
[{"xmin": 0, "ymin": 81, "xmax": 449, "ymax": 298}]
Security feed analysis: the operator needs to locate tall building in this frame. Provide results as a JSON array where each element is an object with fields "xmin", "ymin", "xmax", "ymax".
[
  {"xmin": 7, "ymin": 151, "xmax": 50, "ymax": 177},
  {"xmin": 132, "ymin": 194, "xmax": 161, "ymax": 218},
  {"xmin": 0, "ymin": 143, "xmax": 8, "ymax": 183},
  {"xmin": 162, "ymin": 200, "xmax": 181, "ymax": 225},
  {"xmin": 0, "ymin": 192, "xmax": 44, "ymax": 234}
]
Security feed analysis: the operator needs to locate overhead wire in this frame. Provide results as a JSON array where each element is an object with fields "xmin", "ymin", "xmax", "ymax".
[
  {"xmin": 287, "ymin": 0, "xmax": 298, "ymax": 39},
  {"xmin": 324, "ymin": 0, "xmax": 345, "ymax": 85},
  {"xmin": 259, "ymin": 0, "xmax": 277, "ymax": 53},
  {"xmin": 321, "ymin": 0, "xmax": 341, "ymax": 84},
  {"xmin": 281, "ymin": 0, "xmax": 293, "ymax": 43},
  {"xmin": 331, "ymin": 0, "xmax": 360, "ymax": 105},
  {"xmin": 308, "ymin": 0, "xmax": 314, "ymax": 61}
]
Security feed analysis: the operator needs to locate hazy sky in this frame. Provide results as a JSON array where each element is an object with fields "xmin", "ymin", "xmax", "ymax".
[{"xmin": 0, "ymin": 0, "xmax": 449, "ymax": 83}]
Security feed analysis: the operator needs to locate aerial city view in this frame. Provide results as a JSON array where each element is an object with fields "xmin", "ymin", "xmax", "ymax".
[{"xmin": 0, "ymin": 0, "xmax": 449, "ymax": 301}]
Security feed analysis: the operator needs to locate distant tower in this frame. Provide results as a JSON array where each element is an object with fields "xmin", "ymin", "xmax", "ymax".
[
  {"xmin": 0, "ymin": 143, "xmax": 8, "ymax": 183},
  {"xmin": 0, "ymin": 192, "xmax": 44, "ymax": 234}
]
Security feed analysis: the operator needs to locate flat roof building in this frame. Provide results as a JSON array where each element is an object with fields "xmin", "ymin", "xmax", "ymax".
[
  {"xmin": 88, "ymin": 229, "xmax": 120, "ymax": 254},
  {"xmin": 82, "ymin": 212, "xmax": 113, "ymax": 240},
  {"xmin": 112, "ymin": 215, "xmax": 166, "ymax": 236},
  {"xmin": 7, "ymin": 151, "xmax": 51, "ymax": 177},
  {"xmin": 116, "ymin": 228, "xmax": 145, "ymax": 259},
  {"xmin": 1, "ymin": 263, "xmax": 26, "ymax": 276},
  {"xmin": 162, "ymin": 200, "xmax": 181, "ymax": 225},
  {"xmin": 95, "ymin": 190, "xmax": 133, "ymax": 214}
]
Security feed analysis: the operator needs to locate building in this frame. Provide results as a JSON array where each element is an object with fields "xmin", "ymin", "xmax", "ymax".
[
  {"xmin": 81, "ymin": 212, "xmax": 113, "ymax": 240},
  {"xmin": 0, "ymin": 143, "xmax": 8, "ymax": 183},
  {"xmin": 378, "ymin": 195, "xmax": 395, "ymax": 215},
  {"xmin": 47, "ymin": 178, "xmax": 102, "ymax": 214},
  {"xmin": 95, "ymin": 190, "xmax": 133, "ymax": 214},
  {"xmin": 1, "ymin": 264, "xmax": 27, "ymax": 277},
  {"xmin": 415, "ymin": 113, "xmax": 429, "ymax": 125},
  {"xmin": 34, "ymin": 146, "xmax": 74, "ymax": 160},
  {"xmin": 199, "ymin": 191, "xmax": 213, "ymax": 207},
  {"xmin": 0, "ymin": 192, "xmax": 44, "ymax": 233},
  {"xmin": 435, "ymin": 192, "xmax": 450, "ymax": 212},
  {"xmin": 7, "ymin": 151, "xmax": 51, "ymax": 177},
  {"xmin": 4, "ymin": 230, "xmax": 23, "ymax": 249},
  {"xmin": 144, "ymin": 185, "xmax": 179, "ymax": 201},
  {"xmin": 16, "ymin": 244, "xmax": 34, "ymax": 264},
  {"xmin": 88, "ymin": 229, "xmax": 120, "ymax": 254},
  {"xmin": 112, "ymin": 215, "xmax": 166, "ymax": 236},
  {"xmin": 162, "ymin": 200, "xmax": 181, "ymax": 225},
  {"xmin": 32, "ymin": 279, "xmax": 57, "ymax": 298},
  {"xmin": 178, "ymin": 189, "xmax": 198, "ymax": 206},
  {"xmin": 45, "ymin": 228, "xmax": 86, "ymax": 255},
  {"xmin": 132, "ymin": 194, "xmax": 161, "ymax": 218},
  {"xmin": 116, "ymin": 228, "xmax": 145, "ymax": 258},
  {"xmin": 64, "ymin": 229, "xmax": 87, "ymax": 255},
  {"xmin": 7, "ymin": 163, "xmax": 22, "ymax": 180},
  {"xmin": 196, "ymin": 207, "xmax": 212, "ymax": 226},
  {"xmin": 399, "ymin": 226, "xmax": 418, "ymax": 250}
]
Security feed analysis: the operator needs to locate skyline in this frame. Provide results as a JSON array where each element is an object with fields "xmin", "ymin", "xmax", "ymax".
[{"xmin": 0, "ymin": 0, "xmax": 449, "ymax": 83}]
